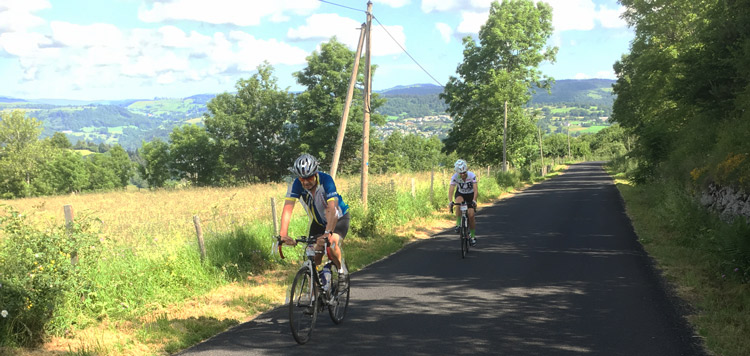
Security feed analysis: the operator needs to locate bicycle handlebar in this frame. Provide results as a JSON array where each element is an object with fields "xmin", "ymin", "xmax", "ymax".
[{"xmin": 272, "ymin": 234, "xmax": 328, "ymax": 260}]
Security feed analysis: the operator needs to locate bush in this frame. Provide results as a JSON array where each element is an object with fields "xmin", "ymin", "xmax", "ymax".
[
  {"xmin": 0, "ymin": 206, "xmax": 102, "ymax": 346},
  {"xmin": 495, "ymin": 170, "xmax": 522, "ymax": 190}
]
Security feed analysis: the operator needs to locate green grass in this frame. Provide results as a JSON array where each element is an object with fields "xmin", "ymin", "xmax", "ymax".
[{"xmin": 609, "ymin": 171, "xmax": 750, "ymax": 356}]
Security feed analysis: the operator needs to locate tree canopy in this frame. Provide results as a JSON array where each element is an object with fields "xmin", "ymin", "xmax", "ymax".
[{"xmin": 441, "ymin": 0, "xmax": 557, "ymax": 168}]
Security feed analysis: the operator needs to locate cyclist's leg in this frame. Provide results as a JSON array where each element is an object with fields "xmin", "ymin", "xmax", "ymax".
[
  {"xmin": 468, "ymin": 206, "xmax": 476, "ymax": 230},
  {"xmin": 328, "ymin": 213, "xmax": 350, "ymax": 271},
  {"xmin": 454, "ymin": 194, "xmax": 465, "ymax": 226},
  {"xmin": 310, "ymin": 223, "xmax": 326, "ymax": 266}
]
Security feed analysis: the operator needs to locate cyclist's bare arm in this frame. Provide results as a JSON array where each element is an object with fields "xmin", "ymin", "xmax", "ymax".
[
  {"xmin": 279, "ymin": 200, "xmax": 297, "ymax": 245},
  {"xmin": 448, "ymin": 184, "xmax": 455, "ymax": 205},
  {"xmin": 324, "ymin": 199, "xmax": 338, "ymax": 235}
]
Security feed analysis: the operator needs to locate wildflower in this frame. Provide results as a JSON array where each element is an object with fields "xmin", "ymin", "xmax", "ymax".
[
  {"xmin": 722, "ymin": 274, "xmax": 726, "ymax": 279},
  {"xmin": 735, "ymin": 268, "xmax": 740, "ymax": 272},
  {"xmin": 1, "ymin": 310, "xmax": 7, "ymax": 318}
]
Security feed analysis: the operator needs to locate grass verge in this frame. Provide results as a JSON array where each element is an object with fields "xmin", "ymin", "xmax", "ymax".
[{"xmin": 609, "ymin": 172, "xmax": 750, "ymax": 356}]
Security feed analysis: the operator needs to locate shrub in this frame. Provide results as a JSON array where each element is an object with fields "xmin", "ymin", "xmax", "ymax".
[
  {"xmin": 495, "ymin": 170, "xmax": 522, "ymax": 190},
  {"xmin": 0, "ymin": 206, "xmax": 102, "ymax": 346}
]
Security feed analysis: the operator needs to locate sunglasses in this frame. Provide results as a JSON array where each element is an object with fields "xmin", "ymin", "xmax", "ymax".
[{"xmin": 299, "ymin": 175, "xmax": 316, "ymax": 183}]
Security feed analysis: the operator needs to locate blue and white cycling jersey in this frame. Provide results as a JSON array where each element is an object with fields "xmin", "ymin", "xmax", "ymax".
[{"xmin": 285, "ymin": 172, "xmax": 349, "ymax": 227}]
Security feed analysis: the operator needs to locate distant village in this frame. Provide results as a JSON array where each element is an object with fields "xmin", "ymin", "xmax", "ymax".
[{"xmin": 378, "ymin": 114, "xmax": 453, "ymax": 139}]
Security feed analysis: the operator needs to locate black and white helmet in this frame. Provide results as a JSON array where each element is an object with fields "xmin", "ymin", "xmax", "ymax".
[
  {"xmin": 454, "ymin": 159, "xmax": 468, "ymax": 173},
  {"xmin": 292, "ymin": 153, "xmax": 319, "ymax": 178}
]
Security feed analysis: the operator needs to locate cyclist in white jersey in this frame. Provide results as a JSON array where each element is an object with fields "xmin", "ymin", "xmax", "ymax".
[{"xmin": 448, "ymin": 159, "xmax": 478, "ymax": 246}]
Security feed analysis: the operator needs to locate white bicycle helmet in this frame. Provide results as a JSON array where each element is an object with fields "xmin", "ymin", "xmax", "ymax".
[
  {"xmin": 292, "ymin": 154, "xmax": 319, "ymax": 178},
  {"xmin": 454, "ymin": 159, "xmax": 468, "ymax": 174}
]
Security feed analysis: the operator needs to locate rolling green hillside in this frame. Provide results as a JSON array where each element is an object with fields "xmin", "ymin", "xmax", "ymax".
[{"xmin": 0, "ymin": 79, "xmax": 616, "ymax": 150}]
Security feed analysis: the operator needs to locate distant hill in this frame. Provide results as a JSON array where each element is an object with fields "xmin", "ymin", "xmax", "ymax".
[
  {"xmin": 378, "ymin": 83, "xmax": 443, "ymax": 95},
  {"xmin": 0, "ymin": 79, "xmax": 617, "ymax": 150},
  {"xmin": 0, "ymin": 96, "xmax": 26, "ymax": 103},
  {"xmin": 377, "ymin": 84, "xmax": 447, "ymax": 118},
  {"xmin": 530, "ymin": 79, "xmax": 615, "ymax": 106}
]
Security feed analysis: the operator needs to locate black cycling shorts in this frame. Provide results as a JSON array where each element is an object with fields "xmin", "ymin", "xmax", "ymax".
[
  {"xmin": 309, "ymin": 212, "xmax": 350, "ymax": 240},
  {"xmin": 454, "ymin": 192, "xmax": 477, "ymax": 210}
]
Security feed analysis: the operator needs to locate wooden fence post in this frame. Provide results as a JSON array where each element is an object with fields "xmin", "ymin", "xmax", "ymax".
[
  {"xmin": 430, "ymin": 167, "xmax": 434, "ymax": 204},
  {"xmin": 271, "ymin": 197, "xmax": 278, "ymax": 236},
  {"xmin": 64, "ymin": 205, "xmax": 78, "ymax": 266},
  {"xmin": 193, "ymin": 215, "xmax": 206, "ymax": 263}
]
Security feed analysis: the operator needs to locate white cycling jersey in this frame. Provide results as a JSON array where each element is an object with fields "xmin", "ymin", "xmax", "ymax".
[{"xmin": 450, "ymin": 171, "xmax": 477, "ymax": 195}]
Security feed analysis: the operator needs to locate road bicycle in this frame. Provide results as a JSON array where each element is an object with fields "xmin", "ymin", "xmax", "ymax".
[
  {"xmin": 450, "ymin": 201, "xmax": 470, "ymax": 258},
  {"xmin": 273, "ymin": 234, "xmax": 350, "ymax": 344}
]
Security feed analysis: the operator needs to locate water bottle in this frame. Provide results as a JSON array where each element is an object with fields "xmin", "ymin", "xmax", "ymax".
[{"xmin": 320, "ymin": 263, "xmax": 332, "ymax": 291}]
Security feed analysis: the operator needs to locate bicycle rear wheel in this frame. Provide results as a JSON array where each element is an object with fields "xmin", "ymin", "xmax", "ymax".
[
  {"xmin": 328, "ymin": 263, "xmax": 350, "ymax": 324},
  {"xmin": 289, "ymin": 268, "xmax": 318, "ymax": 344}
]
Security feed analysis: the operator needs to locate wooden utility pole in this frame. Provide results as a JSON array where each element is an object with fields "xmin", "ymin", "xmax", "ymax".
[
  {"xmin": 330, "ymin": 23, "xmax": 367, "ymax": 180},
  {"xmin": 502, "ymin": 100, "xmax": 508, "ymax": 172},
  {"xmin": 567, "ymin": 122, "xmax": 571, "ymax": 159},
  {"xmin": 538, "ymin": 126, "xmax": 545, "ymax": 175},
  {"xmin": 361, "ymin": 1, "xmax": 373, "ymax": 208}
]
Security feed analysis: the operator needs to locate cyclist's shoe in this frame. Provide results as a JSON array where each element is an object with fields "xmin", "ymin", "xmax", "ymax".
[
  {"xmin": 453, "ymin": 226, "xmax": 460, "ymax": 233},
  {"xmin": 469, "ymin": 237, "xmax": 477, "ymax": 246}
]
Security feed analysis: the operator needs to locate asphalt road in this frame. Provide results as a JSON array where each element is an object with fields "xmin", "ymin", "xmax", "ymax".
[{"xmin": 177, "ymin": 162, "xmax": 704, "ymax": 356}]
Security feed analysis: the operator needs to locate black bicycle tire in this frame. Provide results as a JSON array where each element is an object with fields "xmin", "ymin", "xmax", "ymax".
[
  {"xmin": 289, "ymin": 267, "xmax": 318, "ymax": 344},
  {"xmin": 461, "ymin": 215, "xmax": 469, "ymax": 258},
  {"xmin": 328, "ymin": 263, "xmax": 350, "ymax": 324}
]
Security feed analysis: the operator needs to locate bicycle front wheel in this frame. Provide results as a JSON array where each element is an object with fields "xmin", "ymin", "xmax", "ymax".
[
  {"xmin": 461, "ymin": 226, "xmax": 469, "ymax": 258},
  {"xmin": 289, "ymin": 268, "xmax": 318, "ymax": 344},
  {"xmin": 328, "ymin": 264, "xmax": 350, "ymax": 324}
]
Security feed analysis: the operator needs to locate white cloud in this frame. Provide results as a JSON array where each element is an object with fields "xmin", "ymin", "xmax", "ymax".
[
  {"xmin": 230, "ymin": 31, "xmax": 309, "ymax": 69},
  {"xmin": 288, "ymin": 13, "xmax": 404, "ymax": 57},
  {"xmin": 288, "ymin": 13, "xmax": 361, "ymax": 42},
  {"xmin": 543, "ymin": 0, "xmax": 627, "ymax": 32},
  {"xmin": 158, "ymin": 26, "xmax": 212, "ymax": 49},
  {"xmin": 0, "ymin": 31, "xmax": 52, "ymax": 57},
  {"xmin": 435, "ymin": 22, "xmax": 452, "ymax": 43},
  {"xmin": 138, "ymin": 0, "xmax": 320, "ymax": 26},
  {"xmin": 422, "ymin": 0, "xmax": 626, "ymax": 36},
  {"xmin": 457, "ymin": 11, "xmax": 488, "ymax": 35},
  {"xmin": 595, "ymin": 5, "xmax": 627, "ymax": 29},
  {"xmin": 0, "ymin": 0, "xmax": 50, "ymax": 32},
  {"xmin": 51, "ymin": 22, "xmax": 124, "ymax": 47},
  {"xmin": 574, "ymin": 73, "xmax": 590, "ymax": 79},
  {"xmin": 373, "ymin": 0, "xmax": 410, "ymax": 7}
]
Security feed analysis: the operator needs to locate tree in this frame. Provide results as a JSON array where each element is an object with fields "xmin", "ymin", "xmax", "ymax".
[
  {"xmin": 293, "ymin": 37, "xmax": 385, "ymax": 174},
  {"xmin": 106, "ymin": 145, "xmax": 133, "ymax": 187},
  {"xmin": 48, "ymin": 132, "xmax": 72, "ymax": 149},
  {"xmin": 138, "ymin": 139, "xmax": 171, "ymax": 188},
  {"xmin": 204, "ymin": 62, "xmax": 295, "ymax": 183},
  {"xmin": 48, "ymin": 150, "xmax": 89, "ymax": 193},
  {"xmin": 0, "ymin": 111, "xmax": 51, "ymax": 198},
  {"xmin": 441, "ymin": 0, "xmax": 557, "ymax": 168},
  {"xmin": 169, "ymin": 124, "xmax": 220, "ymax": 186}
]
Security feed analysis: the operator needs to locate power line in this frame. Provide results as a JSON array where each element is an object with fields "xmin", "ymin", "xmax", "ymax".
[
  {"xmin": 319, "ymin": 0, "xmax": 445, "ymax": 88},
  {"xmin": 372, "ymin": 15, "xmax": 444, "ymax": 88},
  {"xmin": 318, "ymin": 0, "xmax": 366, "ymax": 14}
]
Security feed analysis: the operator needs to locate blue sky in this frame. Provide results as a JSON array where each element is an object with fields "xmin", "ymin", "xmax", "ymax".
[{"xmin": 0, "ymin": 0, "xmax": 634, "ymax": 101}]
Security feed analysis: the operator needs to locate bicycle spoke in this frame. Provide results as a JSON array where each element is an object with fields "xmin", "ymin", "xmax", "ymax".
[{"xmin": 289, "ymin": 268, "xmax": 317, "ymax": 344}]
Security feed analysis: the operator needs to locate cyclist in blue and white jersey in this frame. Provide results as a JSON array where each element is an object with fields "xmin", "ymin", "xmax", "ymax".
[
  {"xmin": 448, "ymin": 159, "xmax": 478, "ymax": 246},
  {"xmin": 279, "ymin": 154, "xmax": 350, "ymax": 276}
]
